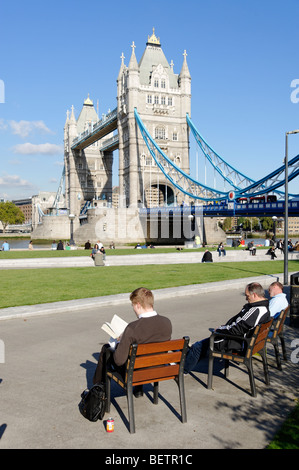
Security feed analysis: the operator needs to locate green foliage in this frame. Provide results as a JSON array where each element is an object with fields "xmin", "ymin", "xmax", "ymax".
[
  {"xmin": 222, "ymin": 217, "xmax": 233, "ymax": 231},
  {"xmin": 0, "ymin": 201, "xmax": 25, "ymax": 231},
  {"xmin": 267, "ymin": 402, "xmax": 299, "ymax": 449},
  {"xmin": 259, "ymin": 217, "xmax": 273, "ymax": 231}
]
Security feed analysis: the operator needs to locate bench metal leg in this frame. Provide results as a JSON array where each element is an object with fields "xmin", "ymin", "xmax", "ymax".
[
  {"xmin": 178, "ymin": 375, "xmax": 187, "ymax": 423},
  {"xmin": 153, "ymin": 382, "xmax": 159, "ymax": 405},
  {"xmin": 246, "ymin": 358, "xmax": 257, "ymax": 397},
  {"xmin": 279, "ymin": 335, "xmax": 287, "ymax": 361},
  {"xmin": 260, "ymin": 351, "xmax": 270, "ymax": 385},
  {"xmin": 273, "ymin": 343, "xmax": 282, "ymax": 370},
  {"xmin": 127, "ymin": 385, "xmax": 135, "ymax": 434},
  {"xmin": 207, "ymin": 355, "xmax": 214, "ymax": 389}
]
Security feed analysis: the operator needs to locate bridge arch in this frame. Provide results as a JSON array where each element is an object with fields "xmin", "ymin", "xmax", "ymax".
[{"xmin": 144, "ymin": 183, "xmax": 175, "ymax": 207}]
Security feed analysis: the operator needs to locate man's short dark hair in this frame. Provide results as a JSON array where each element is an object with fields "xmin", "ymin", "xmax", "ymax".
[
  {"xmin": 269, "ymin": 281, "xmax": 283, "ymax": 291},
  {"xmin": 246, "ymin": 282, "xmax": 265, "ymax": 298}
]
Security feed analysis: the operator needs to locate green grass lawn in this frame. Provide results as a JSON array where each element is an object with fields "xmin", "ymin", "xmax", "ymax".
[
  {"xmin": 267, "ymin": 401, "xmax": 299, "ymax": 449},
  {"xmin": 0, "ymin": 245, "xmax": 266, "ymax": 259},
  {"xmin": 0, "ymin": 259, "xmax": 298, "ymax": 308}
]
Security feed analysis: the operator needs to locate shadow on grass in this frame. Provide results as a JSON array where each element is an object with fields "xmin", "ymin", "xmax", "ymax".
[{"xmin": 204, "ymin": 260, "xmax": 286, "ymax": 281}]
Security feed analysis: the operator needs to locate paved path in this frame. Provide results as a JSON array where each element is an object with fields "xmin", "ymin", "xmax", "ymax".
[
  {"xmin": 0, "ymin": 248, "xmax": 298, "ymax": 269},
  {"xmin": 0, "ymin": 274, "xmax": 298, "ymax": 450}
]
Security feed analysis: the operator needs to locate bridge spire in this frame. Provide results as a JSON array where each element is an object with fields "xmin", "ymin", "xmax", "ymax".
[
  {"xmin": 118, "ymin": 52, "xmax": 126, "ymax": 81},
  {"xmin": 147, "ymin": 27, "xmax": 161, "ymax": 46},
  {"xmin": 128, "ymin": 41, "xmax": 138, "ymax": 70},
  {"xmin": 179, "ymin": 50, "xmax": 191, "ymax": 79},
  {"xmin": 84, "ymin": 93, "xmax": 93, "ymax": 106},
  {"xmin": 64, "ymin": 109, "xmax": 70, "ymax": 126},
  {"xmin": 70, "ymin": 105, "xmax": 76, "ymax": 123}
]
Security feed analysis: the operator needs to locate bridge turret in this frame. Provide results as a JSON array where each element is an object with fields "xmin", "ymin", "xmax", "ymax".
[{"xmin": 179, "ymin": 50, "xmax": 191, "ymax": 114}]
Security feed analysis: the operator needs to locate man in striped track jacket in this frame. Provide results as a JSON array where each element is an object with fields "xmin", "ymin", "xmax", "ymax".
[{"xmin": 184, "ymin": 282, "xmax": 271, "ymax": 374}]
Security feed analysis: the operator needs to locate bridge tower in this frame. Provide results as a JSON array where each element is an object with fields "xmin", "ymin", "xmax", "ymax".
[
  {"xmin": 64, "ymin": 95, "xmax": 113, "ymax": 216},
  {"xmin": 117, "ymin": 29, "xmax": 191, "ymax": 208}
]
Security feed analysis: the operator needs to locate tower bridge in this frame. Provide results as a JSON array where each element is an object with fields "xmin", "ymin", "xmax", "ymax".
[{"xmin": 32, "ymin": 29, "xmax": 299, "ymax": 245}]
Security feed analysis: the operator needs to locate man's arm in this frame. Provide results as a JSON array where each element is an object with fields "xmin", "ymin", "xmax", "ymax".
[
  {"xmin": 216, "ymin": 306, "xmax": 259, "ymax": 337},
  {"xmin": 113, "ymin": 324, "xmax": 134, "ymax": 366}
]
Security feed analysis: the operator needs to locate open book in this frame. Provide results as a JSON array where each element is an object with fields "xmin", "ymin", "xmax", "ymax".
[{"xmin": 101, "ymin": 314, "xmax": 128, "ymax": 348}]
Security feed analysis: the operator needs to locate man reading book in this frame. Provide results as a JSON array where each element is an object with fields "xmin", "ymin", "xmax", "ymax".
[{"xmin": 93, "ymin": 287, "xmax": 172, "ymax": 397}]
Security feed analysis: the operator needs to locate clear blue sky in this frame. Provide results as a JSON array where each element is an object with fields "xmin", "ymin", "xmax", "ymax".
[{"xmin": 0, "ymin": 0, "xmax": 298, "ymax": 201}]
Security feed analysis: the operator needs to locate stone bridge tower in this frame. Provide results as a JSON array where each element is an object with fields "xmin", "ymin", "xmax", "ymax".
[
  {"xmin": 64, "ymin": 96, "xmax": 114, "ymax": 217},
  {"xmin": 117, "ymin": 29, "xmax": 191, "ymax": 209}
]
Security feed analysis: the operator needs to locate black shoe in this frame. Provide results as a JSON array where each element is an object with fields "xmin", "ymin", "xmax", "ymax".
[{"xmin": 133, "ymin": 385, "xmax": 143, "ymax": 398}]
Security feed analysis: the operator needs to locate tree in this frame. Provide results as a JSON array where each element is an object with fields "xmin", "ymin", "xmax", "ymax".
[
  {"xmin": 0, "ymin": 201, "xmax": 25, "ymax": 232},
  {"xmin": 259, "ymin": 217, "xmax": 273, "ymax": 231},
  {"xmin": 238, "ymin": 217, "xmax": 259, "ymax": 231},
  {"xmin": 222, "ymin": 217, "xmax": 233, "ymax": 231}
]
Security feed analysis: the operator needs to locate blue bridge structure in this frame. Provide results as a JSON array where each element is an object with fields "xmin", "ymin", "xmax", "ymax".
[
  {"xmin": 139, "ymin": 198, "xmax": 299, "ymax": 219},
  {"xmin": 68, "ymin": 105, "xmax": 299, "ymax": 218}
]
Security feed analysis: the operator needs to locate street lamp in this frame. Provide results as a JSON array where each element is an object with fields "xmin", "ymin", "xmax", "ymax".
[
  {"xmin": 69, "ymin": 213, "xmax": 75, "ymax": 246},
  {"xmin": 272, "ymin": 216, "xmax": 277, "ymax": 242},
  {"xmin": 284, "ymin": 129, "xmax": 299, "ymax": 285}
]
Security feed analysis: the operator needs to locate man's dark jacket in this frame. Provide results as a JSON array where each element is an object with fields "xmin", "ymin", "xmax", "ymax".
[{"xmin": 214, "ymin": 299, "xmax": 270, "ymax": 352}]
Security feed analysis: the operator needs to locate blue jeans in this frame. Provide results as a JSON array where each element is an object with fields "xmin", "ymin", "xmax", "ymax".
[{"xmin": 184, "ymin": 338, "xmax": 209, "ymax": 373}]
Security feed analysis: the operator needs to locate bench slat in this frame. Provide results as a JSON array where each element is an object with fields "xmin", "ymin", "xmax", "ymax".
[
  {"xmin": 132, "ymin": 364, "xmax": 179, "ymax": 383},
  {"xmin": 136, "ymin": 339, "xmax": 184, "ymax": 355},
  {"xmin": 133, "ymin": 351, "xmax": 182, "ymax": 369}
]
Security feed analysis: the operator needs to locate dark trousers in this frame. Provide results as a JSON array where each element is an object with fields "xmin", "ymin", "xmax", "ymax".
[{"xmin": 93, "ymin": 344, "xmax": 126, "ymax": 385}]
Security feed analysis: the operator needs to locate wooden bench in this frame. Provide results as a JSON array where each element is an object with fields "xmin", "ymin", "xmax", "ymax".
[
  {"xmin": 105, "ymin": 337, "xmax": 189, "ymax": 433},
  {"xmin": 207, "ymin": 320, "xmax": 273, "ymax": 397},
  {"xmin": 266, "ymin": 306, "xmax": 289, "ymax": 370}
]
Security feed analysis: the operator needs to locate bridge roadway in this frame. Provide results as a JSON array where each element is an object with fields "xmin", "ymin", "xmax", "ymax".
[
  {"xmin": 71, "ymin": 108, "xmax": 117, "ymax": 151},
  {"xmin": 0, "ymin": 252, "xmax": 298, "ymax": 449},
  {"xmin": 140, "ymin": 199, "xmax": 299, "ymax": 218}
]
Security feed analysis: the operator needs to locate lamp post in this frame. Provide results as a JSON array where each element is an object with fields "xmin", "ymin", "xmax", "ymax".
[
  {"xmin": 69, "ymin": 213, "xmax": 75, "ymax": 246},
  {"xmin": 284, "ymin": 129, "xmax": 299, "ymax": 285}
]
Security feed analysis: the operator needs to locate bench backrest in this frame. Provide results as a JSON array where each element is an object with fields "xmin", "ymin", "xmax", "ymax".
[
  {"xmin": 273, "ymin": 306, "xmax": 289, "ymax": 338},
  {"xmin": 125, "ymin": 337, "xmax": 189, "ymax": 386},
  {"xmin": 246, "ymin": 319, "xmax": 273, "ymax": 358}
]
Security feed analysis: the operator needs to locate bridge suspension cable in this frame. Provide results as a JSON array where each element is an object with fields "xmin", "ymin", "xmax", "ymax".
[
  {"xmin": 235, "ymin": 154, "xmax": 299, "ymax": 198},
  {"xmin": 186, "ymin": 114, "xmax": 298, "ymax": 199},
  {"xmin": 134, "ymin": 108, "xmax": 228, "ymax": 202},
  {"xmin": 134, "ymin": 108, "xmax": 299, "ymax": 201},
  {"xmin": 135, "ymin": 109, "xmax": 299, "ymax": 201},
  {"xmin": 186, "ymin": 113, "xmax": 254, "ymax": 190}
]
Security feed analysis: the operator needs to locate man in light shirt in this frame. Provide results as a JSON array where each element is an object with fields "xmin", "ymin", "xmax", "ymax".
[{"xmin": 268, "ymin": 281, "xmax": 288, "ymax": 319}]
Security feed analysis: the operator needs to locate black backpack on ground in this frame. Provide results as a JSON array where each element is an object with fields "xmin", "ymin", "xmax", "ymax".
[{"xmin": 78, "ymin": 383, "xmax": 106, "ymax": 422}]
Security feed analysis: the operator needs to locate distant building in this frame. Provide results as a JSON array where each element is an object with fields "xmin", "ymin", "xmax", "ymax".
[{"xmin": 12, "ymin": 198, "xmax": 32, "ymax": 224}]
